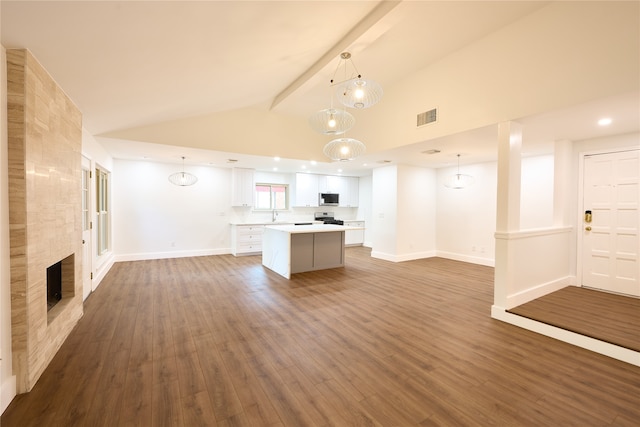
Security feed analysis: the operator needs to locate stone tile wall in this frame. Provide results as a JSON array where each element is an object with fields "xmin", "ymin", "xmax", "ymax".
[{"xmin": 7, "ymin": 49, "xmax": 83, "ymax": 393}]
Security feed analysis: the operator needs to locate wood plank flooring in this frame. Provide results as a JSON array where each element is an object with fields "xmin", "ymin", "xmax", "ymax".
[
  {"xmin": 3, "ymin": 247, "xmax": 640, "ymax": 426},
  {"xmin": 508, "ymin": 286, "xmax": 640, "ymax": 352}
]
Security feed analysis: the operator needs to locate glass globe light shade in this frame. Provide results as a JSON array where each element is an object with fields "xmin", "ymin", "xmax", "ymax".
[
  {"xmin": 336, "ymin": 78, "xmax": 383, "ymax": 109},
  {"xmin": 168, "ymin": 171, "xmax": 198, "ymax": 186},
  {"xmin": 323, "ymin": 137, "xmax": 366, "ymax": 162},
  {"xmin": 443, "ymin": 173, "xmax": 474, "ymax": 189},
  {"xmin": 309, "ymin": 108, "xmax": 355, "ymax": 135}
]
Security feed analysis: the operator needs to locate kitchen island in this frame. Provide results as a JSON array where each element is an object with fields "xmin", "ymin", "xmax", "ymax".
[{"xmin": 262, "ymin": 224, "xmax": 363, "ymax": 279}]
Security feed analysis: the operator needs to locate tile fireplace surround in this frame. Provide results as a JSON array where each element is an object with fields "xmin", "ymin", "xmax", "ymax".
[{"xmin": 7, "ymin": 49, "xmax": 83, "ymax": 393}]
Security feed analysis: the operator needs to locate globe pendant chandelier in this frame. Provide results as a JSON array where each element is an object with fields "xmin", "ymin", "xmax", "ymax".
[
  {"xmin": 444, "ymin": 154, "xmax": 474, "ymax": 189},
  {"xmin": 168, "ymin": 156, "xmax": 198, "ymax": 186},
  {"xmin": 310, "ymin": 52, "xmax": 381, "ymax": 161}
]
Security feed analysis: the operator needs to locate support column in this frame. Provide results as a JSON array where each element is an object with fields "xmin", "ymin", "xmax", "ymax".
[
  {"xmin": 494, "ymin": 121, "xmax": 522, "ymax": 308},
  {"xmin": 553, "ymin": 140, "xmax": 572, "ymax": 226}
]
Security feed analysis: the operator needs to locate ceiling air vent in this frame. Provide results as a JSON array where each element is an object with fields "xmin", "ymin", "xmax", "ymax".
[{"xmin": 417, "ymin": 108, "xmax": 437, "ymax": 127}]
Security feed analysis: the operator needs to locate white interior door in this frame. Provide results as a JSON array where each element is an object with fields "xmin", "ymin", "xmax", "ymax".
[
  {"xmin": 82, "ymin": 158, "xmax": 93, "ymax": 300},
  {"xmin": 581, "ymin": 149, "xmax": 640, "ymax": 296}
]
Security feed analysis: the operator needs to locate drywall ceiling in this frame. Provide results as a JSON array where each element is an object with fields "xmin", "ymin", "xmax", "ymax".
[{"xmin": 2, "ymin": 1, "xmax": 638, "ymax": 175}]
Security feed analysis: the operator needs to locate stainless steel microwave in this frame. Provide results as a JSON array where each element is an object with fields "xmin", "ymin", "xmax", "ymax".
[{"xmin": 319, "ymin": 193, "xmax": 339, "ymax": 206}]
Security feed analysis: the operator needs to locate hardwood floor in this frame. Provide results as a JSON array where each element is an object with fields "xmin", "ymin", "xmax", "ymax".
[
  {"xmin": 3, "ymin": 247, "xmax": 640, "ymax": 426},
  {"xmin": 508, "ymin": 286, "xmax": 640, "ymax": 352}
]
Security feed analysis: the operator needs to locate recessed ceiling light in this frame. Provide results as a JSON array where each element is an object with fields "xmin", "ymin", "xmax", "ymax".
[
  {"xmin": 598, "ymin": 117, "xmax": 612, "ymax": 126},
  {"xmin": 301, "ymin": 165, "xmax": 306, "ymax": 169},
  {"xmin": 310, "ymin": 160, "xmax": 317, "ymax": 166},
  {"xmin": 273, "ymin": 167, "xmax": 278, "ymax": 171},
  {"xmin": 274, "ymin": 156, "xmax": 280, "ymax": 161},
  {"xmin": 337, "ymin": 169, "xmax": 343, "ymax": 173}
]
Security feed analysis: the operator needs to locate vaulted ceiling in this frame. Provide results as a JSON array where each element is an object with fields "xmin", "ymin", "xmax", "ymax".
[{"xmin": 2, "ymin": 1, "xmax": 638, "ymax": 175}]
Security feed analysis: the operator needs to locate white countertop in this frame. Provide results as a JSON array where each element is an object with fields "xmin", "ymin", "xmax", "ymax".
[
  {"xmin": 231, "ymin": 220, "xmax": 364, "ymax": 226},
  {"xmin": 264, "ymin": 224, "xmax": 364, "ymax": 234}
]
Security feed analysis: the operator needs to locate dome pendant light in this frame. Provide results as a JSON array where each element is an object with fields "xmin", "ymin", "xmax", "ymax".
[
  {"xmin": 309, "ymin": 108, "xmax": 355, "ymax": 135},
  {"xmin": 323, "ymin": 137, "xmax": 366, "ymax": 162},
  {"xmin": 444, "ymin": 154, "xmax": 474, "ymax": 189},
  {"xmin": 168, "ymin": 156, "xmax": 198, "ymax": 186},
  {"xmin": 334, "ymin": 52, "xmax": 383, "ymax": 109}
]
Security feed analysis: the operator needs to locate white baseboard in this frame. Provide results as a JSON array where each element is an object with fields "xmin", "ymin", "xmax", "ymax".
[
  {"xmin": 505, "ymin": 276, "xmax": 572, "ymax": 309},
  {"xmin": 115, "ymin": 248, "xmax": 231, "ymax": 263},
  {"xmin": 491, "ymin": 305, "xmax": 640, "ymax": 367},
  {"xmin": 1, "ymin": 374, "xmax": 16, "ymax": 414},
  {"xmin": 93, "ymin": 252, "xmax": 116, "ymax": 292},
  {"xmin": 370, "ymin": 250, "xmax": 436, "ymax": 263},
  {"xmin": 436, "ymin": 251, "xmax": 495, "ymax": 267}
]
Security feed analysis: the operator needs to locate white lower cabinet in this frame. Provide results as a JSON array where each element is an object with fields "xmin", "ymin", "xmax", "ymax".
[
  {"xmin": 344, "ymin": 221, "xmax": 365, "ymax": 246},
  {"xmin": 231, "ymin": 225, "xmax": 264, "ymax": 255}
]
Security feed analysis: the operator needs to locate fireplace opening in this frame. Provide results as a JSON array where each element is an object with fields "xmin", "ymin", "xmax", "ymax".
[{"xmin": 47, "ymin": 260, "xmax": 62, "ymax": 311}]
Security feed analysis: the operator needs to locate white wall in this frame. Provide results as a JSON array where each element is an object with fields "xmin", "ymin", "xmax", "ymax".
[
  {"xmin": 436, "ymin": 161, "xmax": 497, "ymax": 266},
  {"xmin": 396, "ymin": 165, "xmax": 436, "ymax": 258},
  {"xmin": 111, "ymin": 161, "xmax": 365, "ymax": 260},
  {"xmin": 521, "ymin": 155, "xmax": 554, "ymax": 229},
  {"xmin": 371, "ymin": 164, "xmax": 436, "ymax": 261},
  {"xmin": 436, "ymin": 155, "xmax": 555, "ymax": 266},
  {"xmin": 357, "ymin": 175, "xmax": 373, "ymax": 246},
  {"xmin": 112, "ymin": 159, "xmax": 233, "ymax": 260},
  {"xmin": 371, "ymin": 166, "xmax": 399, "ymax": 258}
]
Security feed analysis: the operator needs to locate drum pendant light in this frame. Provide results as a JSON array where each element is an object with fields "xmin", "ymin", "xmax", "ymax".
[{"xmin": 168, "ymin": 156, "xmax": 198, "ymax": 186}]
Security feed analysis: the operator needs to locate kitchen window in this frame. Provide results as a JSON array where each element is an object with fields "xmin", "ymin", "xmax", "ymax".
[{"xmin": 255, "ymin": 183, "xmax": 288, "ymax": 210}]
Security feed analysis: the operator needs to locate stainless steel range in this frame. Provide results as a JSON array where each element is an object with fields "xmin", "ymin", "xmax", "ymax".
[{"xmin": 314, "ymin": 212, "xmax": 344, "ymax": 225}]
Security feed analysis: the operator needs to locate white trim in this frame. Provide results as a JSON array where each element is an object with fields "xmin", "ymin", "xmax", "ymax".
[
  {"xmin": 370, "ymin": 250, "xmax": 436, "ymax": 263},
  {"xmin": 506, "ymin": 277, "xmax": 573, "ymax": 308},
  {"xmin": 491, "ymin": 306, "xmax": 640, "ymax": 367},
  {"xmin": 494, "ymin": 226, "xmax": 572, "ymax": 240},
  {"xmin": 93, "ymin": 252, "xmax": 115, "ymax": 291},
  {"xmin": 0, "ymin": 375, "xmax": 16, "ymax": 414},
  {"xmin": 436, "ymin": 250, "xmax": 494, "ymax": 267},
  {"xmin": 115, "ymin": 248, "xmax": 231, "ymax": 263}
]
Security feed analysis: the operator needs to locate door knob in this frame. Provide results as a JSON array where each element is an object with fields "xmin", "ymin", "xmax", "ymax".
[{"xmin": 585, "ymin": 226, "xmax": 592, "ymax": 231}]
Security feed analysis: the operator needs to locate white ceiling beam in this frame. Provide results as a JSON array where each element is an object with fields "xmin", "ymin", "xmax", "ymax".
[{"xmin": 270, "ymin": 0, "xmax": 402, "ymax": 110}]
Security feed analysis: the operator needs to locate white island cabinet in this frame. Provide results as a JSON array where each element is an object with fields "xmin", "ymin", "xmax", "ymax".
[{"xmin": 262, "ymin": 224, "xmax": 363, "ymax": 279}]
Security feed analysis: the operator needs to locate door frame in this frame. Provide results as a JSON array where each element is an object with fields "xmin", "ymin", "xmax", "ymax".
[
  {"xmin": 81, "ymin": 155, "xmax": 94, "ymax": 299},
  {"xmin": 576, "ymin": 147, "xmax": 640, "ymax": 289}
]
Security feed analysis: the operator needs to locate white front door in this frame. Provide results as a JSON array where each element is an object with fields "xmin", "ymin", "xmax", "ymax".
[
  {"xmin": 82, "ymin": 158, "xmax": 93, "ymax": 300},
  {"xmin": 581, "ymin": 149, "xmax": 640, "ymax": 296}
]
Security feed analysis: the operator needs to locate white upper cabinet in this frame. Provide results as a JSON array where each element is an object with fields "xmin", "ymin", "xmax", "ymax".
[
  {"xmin": 231, "ymin": 168, "xmax": 255, "ymax": 207},
  {"xmin": 318, "ymin": 175, "xmax": 342, "ymax": 193},
  {"xmin": 295, "ymin": 173, "xmax": 359, "ymax": 208},
  {"xmin": 339, "ymin": 176, "xmax": 359, "ymax": 207},
  {"xmin": 294, "ymin": 173, "xmax": 319, "ymax": 207}
]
